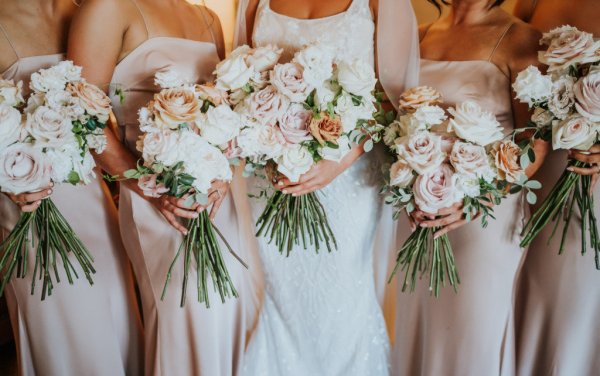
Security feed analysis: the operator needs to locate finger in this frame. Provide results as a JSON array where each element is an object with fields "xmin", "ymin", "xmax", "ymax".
[
  {"xmin": 290, "ymin": 184, "xmax": 321, "ymax": 196},
  {"xmin": 435, "ymin": 203, "xmax": 463, "ymax": 216},
  {"xmin": 20, "ymin": 200, "xmax": 42, "ymax": 213},
  {"xmin": 420, "ymin": 212, "xmax": 463, "ymax": 228},
  {"xmin": 433, "ymin": 218, "xmax": 469, "ymax": 238},
  {"xmin": 164, "ymin": 201, "xmax": 199, "ymax": 219},
  {"xmin": 282, "ymin": 178, "xmax": 318, "ymax": 195},
  {"xmin": 174, "ymin": 196, "xmax": 199, "ymax": 210},
  {"xmin": 567, "ymin": 166, "xmax": 600, "ymax": 176},
  {"xmin": 274, "ymin": 176, "xmax": 298, "ymax": 190},
  {"xmin": 210, "ymin": 194, "xmax": 225, "ymax": 220},
  {"xmin": 569, "ymin": 150, "xmax": 600, "ymax": 164},
  {"xmin": 161, "ymin": 210, "xmax": 188, "ymax": 235},
  {"xmin": 411, "ymin": 210, "xmax": 431, "ymax": 223}
]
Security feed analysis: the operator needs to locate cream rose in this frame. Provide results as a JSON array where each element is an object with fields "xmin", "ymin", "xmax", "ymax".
[
  {"xmin": 246, "ymin": 45, "xmax": 282, "ymax": 72},
  {"xmin": 140, "ymin": 129, "xmax": 180, "ymax": 166},
  {"xmin": 198, "ymin": 105, "xmax": 241, "ymax": 146},
  {"xmin": 247, "ymin": 85, "xmax": 290, "ymax": 125},
  {"xmin": 183, "ymin": 139, "xmax": 232, "ymax": 193},
  {"xmin": 0, "ymin": 104, "xmax": 23, "ymax": 149},
  {"xmin": 293, "ymin": 44, "xmax": 334, "ymax": 88},
  {"xmin": 0, "ymin": 79, "xmax": 24, "ymax": 107},
  {"xmin": 450, "ymin": 141, "xmax": 495, "ymax": 182},
  {"xmin": 552, "ymin": 115, "xmax": 598, "ymax": 151},
  {"xmin": 540, "ymin": 26, "xmax": 600, "ymax": 72},
  {"xmin": 195, "ymin": 84, "xmax": 229, "ymax": 106},
  {"xmin": 491, "ymin": 140, "xmax": 524, "ymax": 183},
  {"xmin": 277, "ymin": 144, "xmax": 314, "ymax": 183},
  {"xmin": 334, "ymin": 92, "xmax": 376, "ymax": 133},
  {"xmin": 413, "ymin": 163, "xmax": 463, "ymax": 215},
  {"xmin": 153, "ymin": 88, "xmax": 200, "ymax": 129},
  {"xmin": 337, "ymin": 59, "xmax": 377, "ymax": 98},
  {"xmin": 0, "ymin": 143, "xmax": 52, "ymax": 194},
  {"xmin": 548, "ymin": 76, "xmax": 576, "ymax": 120},
  {"xmin": 215, "ymin": 53, "xmax": 254, "ymax": 91},
  {"xmin": 154, "ymin": 70, "xmax": 187, "ymax": 89},
  {"xmin": 513, "ymin": 66, "xmax": 553, "ymax": 106},
  {"xmin": 413, "ymin": 105, "xmax": 447, "ymax": 126},
  {"xmin": 68, "ymin": 82, "xmax": 112, "ymax": 123},
  {"xmin": 270, "ymin": 62, "xmax": 312, "ymax": 102},
  {"xmin": 574, "ymin": 69, "xmax": 600, "ymax": 122},
  {"xmin": 389, "ymin": 159, "xmax": 415, "ymax": 188},
  {"xmin": 398, "ymin": 86, "xmax": 443, "ymax": 113},
  {"xmin": 396, "ymin": 131, "xmax": 445, "ymax": 175},
  {"xmin": 279, "ymin": 103, "xmax": 312, "ymax": 144},
  {"xmin": 138, "ymin": 174, "xmax": 169, "ymax": 198},
  {"xmin": 26, "ymin": 106, "xmax": 75, "ymax": 148},
  {"xmin": 448, "ymin": 100, "xmax": 504, "ymax": 146}
]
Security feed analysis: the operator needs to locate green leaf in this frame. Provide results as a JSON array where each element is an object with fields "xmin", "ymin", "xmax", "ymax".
[
  {"xmin": 123, "ymin": 169, "xmax": 140, "ymax": 179},
  {"xmin": 509, "ymin": 185, "xmax": 523, "ymax": 194},
  {"xmin": 526, "ymin": 191, "xmax": 537, "ymax": 205},
  {"xmin": 527, "ymin": 147, "xmax": 536, "ymax": 163},
  {"xmin": 525, "ymin": 180, "xmax": 542, "ymax": 190},
  {"xmin": 520, "ymin": 153, "xmax": 530, "ymax": 169},
  {"xmin": 363, "ymin": 139, "xmax": 374, "ymax": 152}
]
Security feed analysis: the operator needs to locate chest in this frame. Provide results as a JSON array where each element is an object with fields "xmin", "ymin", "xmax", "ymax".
[{"xmin": 268, "ymin": 0, "xmax": 355, "ymax": 19}]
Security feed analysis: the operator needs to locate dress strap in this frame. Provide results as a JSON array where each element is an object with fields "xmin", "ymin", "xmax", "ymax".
[
  {"xmin": 488, "ymin": 22, "xmax": 514, "ymax": 61},
  {"xmin": 129, "ymin": 0, "xmax": 150, "ymax": 38},
  {"xmin": 197, "ymin": 6, "xmax": 217, "ymax": 46},
  {"xmin": 0, "ymin": 21, "xmax": 19, "ymax": 59}
]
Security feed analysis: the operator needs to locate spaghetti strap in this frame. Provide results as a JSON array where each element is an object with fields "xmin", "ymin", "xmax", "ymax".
[
  {"xmin": 0, "ymin": 21, "xmax": 19, "ymax": 59},
  {"xmin": 129, "ymin": 0, "xmax": 150, "ymax": 38},
  {"xmin": 488, "ymin": 22, "xmax": 514, "ymax": 61},
  {"xmin": 197, "ymin": 5, "xmax": 217, "ymax": 46}
]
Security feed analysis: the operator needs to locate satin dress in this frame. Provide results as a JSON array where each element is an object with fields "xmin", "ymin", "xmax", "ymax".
[
  {"xmin": 1, "ymin": 55, "xmax": 143, "ymax": 376},
  {"xmin": 109, "ymin": 32, "xmax": 247, "ymax": 376},
  {"xmin": 392, "ymin": 58, "xmax": 527, "ymax": 376}
]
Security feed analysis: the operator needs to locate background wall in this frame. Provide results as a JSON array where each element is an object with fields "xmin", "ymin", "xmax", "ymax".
[{"xmin": 196, "ymin": 0, "xmax": 518, "ymax": 52}]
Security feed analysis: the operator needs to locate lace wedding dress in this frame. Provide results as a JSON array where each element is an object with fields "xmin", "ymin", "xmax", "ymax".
[{"xmin": 242, "ymin": 0, "xmax": 390, "ymax": 375}]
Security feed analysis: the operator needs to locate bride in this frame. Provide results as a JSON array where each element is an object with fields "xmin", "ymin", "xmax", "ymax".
[{"xmin": 234, "ymin": 0, "xmax": 419, "ymax": 374}]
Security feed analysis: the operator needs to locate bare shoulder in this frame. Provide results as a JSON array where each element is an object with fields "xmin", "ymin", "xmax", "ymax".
[
  {"xmin": 494, "ymin": 17, "xmax": 542, "ymax": 72},
  {"xmin": 76, "ymin": 0, "xmax": 133, "ymax": 26},
  {"xmin": 418, "ymin": 23, "xmax": 432, "ymax": 41},
  {"xmin": 192, "ymin": 4, "xmax": 223, "ymax": 31}
]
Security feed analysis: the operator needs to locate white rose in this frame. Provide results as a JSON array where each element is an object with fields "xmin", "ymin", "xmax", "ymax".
[
  {"xmin": 574, "ymin": 68, "xmax": 600, "ymax": 122},
  {"xmin": 293, "ymin": 44, "xmax": 335, "ymax": 88},
  {"xmin": 548, "ymin": 76, "xmax": 576, "ymax": 120},
  {"xmin": 319, "ymin": 135, "xmax": 351, "ymax": 162},
  {"xmin": 413, "ymin": 105, "xmax": 447, "ymax": 126},
  {"xmin": 215, "ymin": 54, "xmax": 254, "ymax": 91},
  {"xmin": 334, "ymin": 92, "xmax": 376, "ymax": 133},
  {"xmin": 453, "ymin": 173, "xmax": 481, "ymax": 198},
  {"xmin": 396, "ymin": 113, "xmax": 428, "ymax": 137},
  {"xmin": 229, "ymin": 45, "xmax": 253, "ymax": 59},
  {"xmin": 389, "ymin": 159, "xmax": 415, "ymax": 188},
  {"xmin": 449, "ymin": 141, "xmax": 495, "ymax": 182},
  {"xmin": 30, "ymin": 67, "xmax": 67, "ymax": 93},
  {"xmin": 183, "ymin": 138, "xmax": 232, "ymax": 193},
  {"xmin": 154, "ymin": 69, "xmax": 188, "ymax": 89},
  {"xmin": 140, "ymin": 129, "xmax": 180, "ymax": 166},
  {"xmin": 513, "ymin": 66, "xmax": 553, "ymax": 106},
  {"xmin": 0, "ymin": 143, "xmax": 52, "ymax": 194},
  {"xmin": 552, "ymin": 115, "xmax": 598, "ymax": 151},
  {"xmin": 246, "ymin": 45, "xmax": 282, "ymax": 72},
  {"xmin": 413, "ymin": 163, "xmax": 464, "ymax": 215},
  {"xmin": 25, "ymin": 106, "xmax": 76, "ymax": 148},
  {"xmin": 237, "ymin": 122, "xmax": 287, "ymax": 161},
  {"xmin": 25, "ymin": 92, "xmax": 45, "ymax": 113},
  {"xmin": 531, "ymin": 107, "xmax": 555, "ymax": 128},
  {"xmin": 448, "ymin": 100, "xmax": 504, "ymax": 146},
  {"xmin": 88, "ymin": 133, "xmax": 108, "ymax": 154},
  {"xmin": 0, "ymin": 104, "xmax": 23, "ymax": 149},
  {"xmin": 336, "ymin": 59, "xmax": 377, "ymax": 98},
  {"xmin": 270, "ymin": 62, "xmax": 312, "ymax": 102},
  {"xmin": 277, "ymin": 145, "xmax": 314, "ymax": 182},
  {"xmin": 246, "ymin": 85, "xmax": 290, "ymax": 125},
  {"xmin": 70, "ymin": 149, "xmax": 97, "ymax": 185},
  {"xmin": 138, "ymin": 107, "xmax": 156, "ymax": 132},
  {"xmin": 198, "ymin": 105, "xmax": 242, "ymax": 146},
  {"xmin": 396, "ymin": 131, "xmax": 445, "ymax": 174},
  {"xmin": 195, "ymin": 84, "xmax": 229, "ymax": 106},
  {"xmin": 540, "ymin": 26, "xmax": 600, "ymax": 73},
  {"xmin": 315, "ymin": 82, "xmax": 337, "ymax": 108},
  {"xmin": 0, "ymin": 79, "xmax": 24, "ymax": 107},
  {"xmin": 54, "ymin": 61, "xmax": 82, "ymax": 82},
  {"xmin": 45, "ymin": 146, "xmax": 73, "ymax": 183}
]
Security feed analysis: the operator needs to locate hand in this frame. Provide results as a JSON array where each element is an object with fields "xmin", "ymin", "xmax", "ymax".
[
  {"xmin": 411, "ymin": 202, "xmax": 488, "ymax": 239},
  {"xmin": 6, "ymin": 184, "xmax": 54, "ymax": 212},
  {"xmin": 207, "ymin": 180, "xmax": 230, "ymax": 220},
  {"xmin": 150, "ymin": 194, "xmax": 201, "ymax": 235},
  {"xmin": 568, "ymin": 145, "xmax": 600, "ymax": 188},
  {"xmin": 274, "ymin": 160, "xmax": 347, "ymax": 196}
]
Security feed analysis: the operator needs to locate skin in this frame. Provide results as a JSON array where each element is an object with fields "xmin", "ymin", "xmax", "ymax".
[
  {"xmin": 67, "ymin": 0, "xmax": 227, "ymax": 234},
  {"xmin": 0, "ymin": 0, "xmax": 78, "ymax": 212},
  {"xmin": 242, "ymin": 0, "xmax": 379, "ymax": 196},
  {"xmin": 411, "ymin": 0, "xmax": 548, "ymax": 238},
  {"xmin": 514, "ymin": 0, "xmax": 600, "ymax": 177}
]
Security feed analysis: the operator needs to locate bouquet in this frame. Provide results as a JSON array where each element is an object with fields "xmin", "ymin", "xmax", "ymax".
[
  {"xmin": 384, "ymin": 86, "xmax": 540, "ymax": 296},
  {"xmin": 218, "ymin": 44, "xmax": 383, "ymax": 255},
  {"xmin": 0, "ymin": 61, "xmax": 110, "ymax": 299},
  {"xmin": 126, "ymin": 71, "xmax": 246, "ymax": 307},
  {"xmin": 513, "ymin": 26, "xmax": 600, "ymax": 262}
]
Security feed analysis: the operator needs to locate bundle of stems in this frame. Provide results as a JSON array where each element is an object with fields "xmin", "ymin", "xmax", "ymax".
[
  {"xmin": 255, "ymin": 191, "xmax": 337, "ymax": 256},
  {"xmin": 0, "ymin": 199, "xmax": 96, "ymax": 300},
  {"xmin": 162, "ymin": 211, "xmax": 247, "ymax": 308}
]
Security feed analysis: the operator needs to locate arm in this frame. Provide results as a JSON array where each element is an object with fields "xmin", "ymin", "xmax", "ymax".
[{"xmin": 513, "ymin": 0, "xmax": 538, "ymax": 22}]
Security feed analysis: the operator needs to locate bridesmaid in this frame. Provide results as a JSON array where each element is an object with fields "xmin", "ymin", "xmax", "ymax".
[
  {"xmin": 513, "ymin": 1, "xmax": 600, "ymax": 374},
  {"xmin": 68, "ymin": 1, "xmax": 247, "ymax": 375},
  {"xmin": 0, "ymin": 0, "xmax": 143, "ymax": 375},
  {"xmin": 392, "ymin": 1, "xmax": 546, "ymax": 375}
]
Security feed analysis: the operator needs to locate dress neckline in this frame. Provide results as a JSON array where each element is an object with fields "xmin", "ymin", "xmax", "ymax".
[
  {"xmin": 420, "ymin": 58, "xmax": 510, "ymax": 79},
  {"xmin": 117, "ymin": 36, "xmax": 217, "ymax": 66},
  {"xmin": 1, "ymin": 53, "xmax": 64, "ymax": 78},
  {"xmin": 264, "ymin": 0, "xmax": 356, "ymax": 22}
]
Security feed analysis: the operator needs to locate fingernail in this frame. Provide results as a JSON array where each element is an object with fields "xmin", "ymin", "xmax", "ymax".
[
  {"xmin": 567, "ymin": 167, "xmax": 574, "ymax": 172},
  {"xmin": 282, "ymin": 190, "xmax": 288, "ymax": 194},
  {"xmin": 278, "ymin": 181, "xmax": 283, "ymax": 186},
  {"xmin": 292, "ymin": 193, "xmax": 297, "ymax": 197},
  {"xmin": 183, "ymin": 231, "xmax": 188, "ymax": 235},
  {"xmin": 420, "ymin": 223, "xmax": 428, "ymax": 228},
  {"xmin": 47, "ymin": 189, "xmax": 53, "ymax": 194}
]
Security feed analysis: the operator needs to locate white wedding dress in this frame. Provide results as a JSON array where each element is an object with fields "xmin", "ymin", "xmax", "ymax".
[{"xmin": 242, "ymin": 1, "xmax": 390, "ymax": 375}]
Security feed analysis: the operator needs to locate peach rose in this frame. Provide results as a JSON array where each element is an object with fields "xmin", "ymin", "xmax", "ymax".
[
  {"xmin": 153, "ymin": 88, "xmax": 200, "ymax": 129},
  {"xmin": 309, "ymin": 113, "xmax": 342, "ymax": 146},
  {"xmin": 491, "ymin": 140, "xmax": 523, "ymax": 183},
  {"xmin": 398, "ymin": 86, "xmax": 443, "ymax": 113},
  {"xmin": 68, "ymin": 81, "xmax": 112, "ymax": 123}
]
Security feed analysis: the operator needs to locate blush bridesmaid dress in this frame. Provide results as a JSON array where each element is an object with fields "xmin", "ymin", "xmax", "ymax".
[
  {"xmin": 108, "ymin": 2, "xmax": 247, "ymax": 375},
  {"xmin": 0, "ymin": 23, "xmax": 143, "ymax": 376},
  {"xmin": 392, "ymin": 23, "xmax": 527, "ymax": 376}
]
